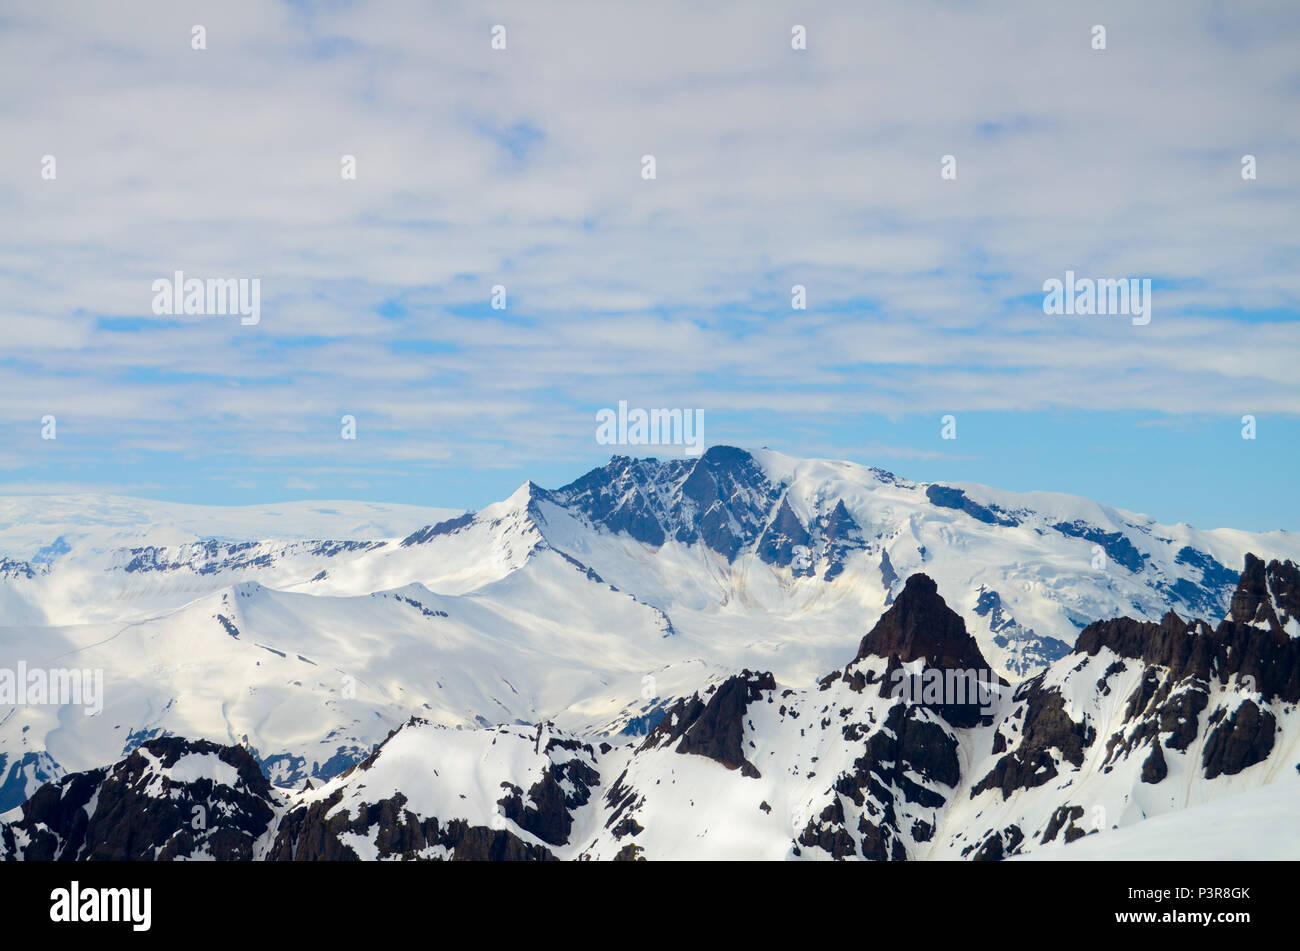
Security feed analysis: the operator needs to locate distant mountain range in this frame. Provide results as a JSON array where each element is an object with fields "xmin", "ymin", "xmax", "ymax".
[{"xmin": 1, "ymin": 447, "xmax": 1297, "ymax": 859}]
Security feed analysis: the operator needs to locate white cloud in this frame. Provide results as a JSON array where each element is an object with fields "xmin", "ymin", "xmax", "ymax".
[{"xmin": 0, "ymin": 0, "xmax": 1297, "ymax": 477}]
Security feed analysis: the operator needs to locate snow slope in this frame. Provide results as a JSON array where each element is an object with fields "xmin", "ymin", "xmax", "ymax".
[
  {"xmin": 2, "ymin": 447, "xmax": 1298, "ymax": 837},
  {"xmin": 7, "ymin": 555, "xmax": 1296, "ymax": 862},
  {"xmin": 1015, "ymin": 778, "xmax": 1300, "ymax": 861}
]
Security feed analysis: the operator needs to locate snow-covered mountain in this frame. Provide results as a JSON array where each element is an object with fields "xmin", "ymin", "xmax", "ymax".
[
  {"xmin": 1, "ymin": 446, "xmax": 1298, "ymax": 850},
  {"xmin": 4, "ymin": 555, "xmax": 1296, "ymax": 860}
]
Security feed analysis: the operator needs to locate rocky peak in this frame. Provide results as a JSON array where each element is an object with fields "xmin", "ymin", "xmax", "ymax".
[
  {"xmin": 1, "ymin": 737, "xmax": 278, "ymax": 861},
  {"xmin": 549, "ymin": 446, "xmax": 782, "ymax": 561},
  {"xmin": 854, "ymin": 573, "xmax": 991, "ymax": 673},
  {"xmin": 757, "ymin": 496, "xmax": 812, "ymax": 569},
  {"xmin": 822, "ymin": 499, "xmax": 862, "ymax": 543},
  {"xmin": 675, "ymin": 447, "xmax": 781, "ymax": 560},
  {"xmin": 1230, "ymin": 553, "xmax": 1300, "ymax": 634},
  {"xmin": 640, "ymin": 669, "xmax": 776, "ymax": 778},
  {"xmin": 1074, "ymin": 554, "xmax": 1300, "ymax": 703}
]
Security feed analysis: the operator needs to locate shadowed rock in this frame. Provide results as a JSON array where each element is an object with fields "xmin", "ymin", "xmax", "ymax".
[{"xmin": 641, "ymin": 669, "xmax": 776, "ymax": 778}]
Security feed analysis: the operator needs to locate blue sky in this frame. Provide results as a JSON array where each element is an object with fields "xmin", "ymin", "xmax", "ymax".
[{"xmin": 2, "ymin": 0, "xmax": 1298, "ymax": 531}]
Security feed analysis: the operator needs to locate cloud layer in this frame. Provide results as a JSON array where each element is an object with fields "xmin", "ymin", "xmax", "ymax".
[{"xmin": 1, "ymin": 0, "xmax": 1297, "ymax": 501}]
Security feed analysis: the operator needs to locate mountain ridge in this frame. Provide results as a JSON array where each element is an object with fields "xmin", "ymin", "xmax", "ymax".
[
  {"xmin": 4, "ymin": 557, "xmax": 1295, "ymax": 861},
  {"xmin": 3, "ymin": 446, "xmax": 1299, "ymax": 820}
]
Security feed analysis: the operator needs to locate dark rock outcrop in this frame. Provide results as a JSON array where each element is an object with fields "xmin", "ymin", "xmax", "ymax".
[
  {"xmin": 400, "ymin": 512, "xmax": 475, "ymax": 546},
  {"xmin": 1076, "ymin": 556, "xmax": 1300, "ymax": 703},
  {"xmin": 268, "ymin": 790, "xmax": 556, "ymax": 861},
  {"xmin": 1202, "ymin": 701, "xmax": 1276, "ymax": 780},
  {"xmin": 1051, "ymin": 521, "xmax": 1146, "ymax": 573},
  {"xmin": 641, "ymin": 670, "xmax": 776, "ymax": 778},
  {"xmin": 757, "ymin": 497, "xmax": 813, "ymax": 572},
  {"xmin": 1141, "ymin": 741, "xmax": 1167, "ymax": 784},
  {"xmin": 925, "ymin": 485, "xmax": 1020, "ymax": 527},
  {"xmin": 855, "ymin": 574, "xmax": 991, "ymax": 672},
  {"xmin": 972, "ymin": 680, "xmax": 1092, "ymax": 800},
  {"xmin": 1, "ymin": 738, "xmax": 277, "ymax": 861},
  {"xmin": 497, "ymin": 733, "xmax": 601, "ymax": 846},
  {"xmin": 855, "ymin": 573, "xmax": 1003, "ymax": 728}
]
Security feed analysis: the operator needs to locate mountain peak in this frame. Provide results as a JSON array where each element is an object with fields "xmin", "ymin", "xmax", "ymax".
[
  {"xmin": 1074, "ymin": 554, "xmax": 1300, "ymax": 702},
  {"xmin": 696, "ymin": 444, "xmax": 755, "ymax": 465},
  {"xmin": 854, "ymin": 573, "xmax": 991, "ymax": 672},
  {"xmin": 550, "ymin": 445, "xmax": 778, "ymax": 561},
  {"xmin": 1230, "ymin": 553, "xmax": 1299, "ymax": 634}
]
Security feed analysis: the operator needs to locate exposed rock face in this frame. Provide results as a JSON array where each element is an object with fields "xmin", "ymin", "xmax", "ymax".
[
  {"xmin": 961, "ymin": 555, "xmax": 1298, "ymax": 860},
  {"xmin": 0, "ymin": 750, "xmax": 61, "ymax": 815},
  {"xmin": 0, "ymin": 738, "xmax": 277, "ymax": 861},
  {"xmin": 118, "ymin": 538, "xmax": 385, "ymax": 575},
  {"xmin": 268, "ymin": 790, "xmax": 556, "ymax": 861},
  {"xmin": 543, "ymin": 447, "xmax": 780, "ymax": 560},
  {"xmin": 1051, "ymin": 521, "xmax": 1146, "ymax": 573},
  {"xmin": 856, "ymin": 574, "xmax": 991, "ymax": 672},
  {"xmin": 855, "ymin": 573, "xmax": 1003, "ymax": 729},
  {"xmin": 269, "ymin": 720, "xmax": 598, "ymax": 861},
  {"xmin": 1040, "ymin": 805, "xmax": 1087, "ymax": 845},
  {"xmin": 819, "ymin": 499, "xmax": 866, "ymax": 581},
  {"xmin": 879, "ymin": 549, "xmax": 899, "ymax": 601},
  {"xmin": 1075, "ymin": 556, "xmax": 1300, "ymax": 703},
  {"xmin": 0, "ymin": 558, "xmax": 46, "ymax": 581},
  {"xmin": 925, "ymin": 484, "xmax": 1020, "ymax": 527},
  {"xmin": 972, "ymin": 586, "xmax": 1071, "ymax": 677},
  {"xmin": 1165, "ymin": 546, "xmax": 1242, "ymax": 618},
  {"xmin": 497, "ymin": 734, "xmax": 601, "ymax": 845},
  {"xmin": 758, "ymin": 497, "xmax": 813, "ymax": 573},
  {"xmin": 3, "ymin": 557, "xmax": 1295, "ymax": 863},
  {"xmin": 802, "ymin": 702, "xmax": 961, "ymax": 861},
  {"xmin": 541, "ymin": 449, "xmax": 946, "ymax": 608},
  {"xmin": 1100, "ymin": 668, "xmax": 1208, "ymax": 770},
  {"xmin": 400, "ymin": 512, "xmax": 475, "ymax": 546},
  {"xmin": 1202, "ymin": 701, "xmax": 1276, "ymax": 780},
  {"xmin": 1141, "ymin": 739, "xmax": 1168, "ymax": 784},
  {"xmin": 970, "ymin": 824, "xmax": 1025, "ymax": 861},
  {"xmin": 641, "ymin": 670, "xmax": 776, "ymax": 778},
  {"xmin": 675, "ymin": 447, "xmax": 782, "ymax": 560},
  {"xmin": 973, "ymin": 681, "xmax": 1093, "ymax": 800},
  {"xmin": 767, "ymin": 573, "xmax": 1007, "ymax": 861},
  {"xmin": 1230, "ymin": 554, "xmax": 1300, "ymax": 635}
]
